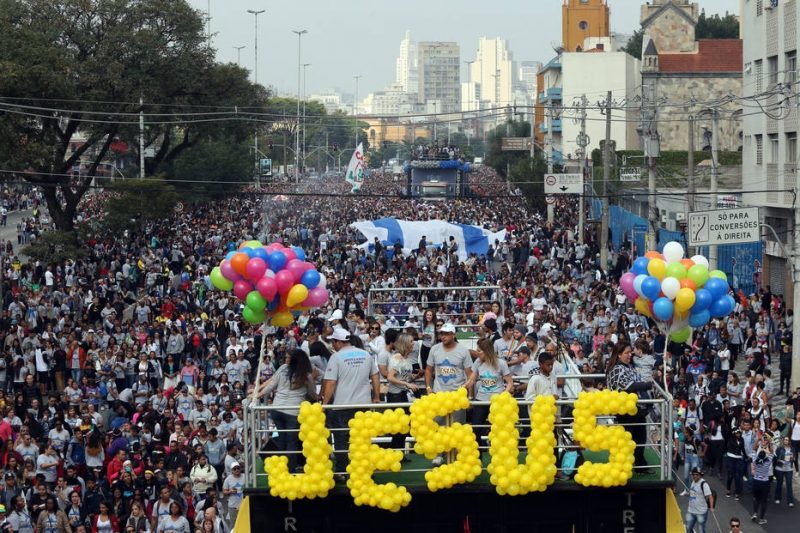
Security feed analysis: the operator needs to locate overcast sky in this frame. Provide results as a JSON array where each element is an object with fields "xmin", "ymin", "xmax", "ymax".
[{"xmin": 190, "ymin": 0, "xmax": 739, "ymax": 97}]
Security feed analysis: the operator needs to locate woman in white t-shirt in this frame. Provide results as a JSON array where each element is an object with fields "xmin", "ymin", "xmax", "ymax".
[
  {"xmin": 157, "ymin": 502, "xmax": 191, "ymax": 533},
  {"xmin": 386, "ymin": 333, "xmax": 420, "ymax": 452}
]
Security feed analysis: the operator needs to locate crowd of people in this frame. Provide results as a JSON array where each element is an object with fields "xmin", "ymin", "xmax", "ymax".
[{"xmin": 0, "ymin": 164, "xmax": 795, "ymax": 533}]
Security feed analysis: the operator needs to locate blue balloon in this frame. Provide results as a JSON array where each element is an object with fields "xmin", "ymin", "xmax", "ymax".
[
  {"xmin": 632, "ymin": 257, "xmax": 650, "ymax": 276},
  {"xmin": 709, "ymin": 296, "xmax": 731, "ymax": 318},
  {"xmin": 688, "ymin": 310, "xmax": 711, "ymax": 328},
  {"xmin": 691, "ymin": 288, "xmax": 713, "ymax": 313},
  {"xmin": 704, "ymin": 277, "xmax": 728, "ymax": 299},
  {"xmin": 725, "ymin": 294, "xmax": 736, "ymax": 313},
  {"xmin": 252, "ymin": 248, "xmax": 270, "ymax": 262},
  {"xmin": 268, "ymin": 295, "xmax": 280, "ymax": 312},
  {"xmin": 291, "ymin": 246, "xmax": 306, "ymax": 262},
  {"xmin": 633, "ymin": 274, "xmax": 648, "ymax": 297},
  {"xmin": 653, "ymin": 297, "xmax": 674, "ymax": 321},
  {"xmin": 269, "ymin": 250, "xmax": 287, "ymax": 272},
  {"xmin": 225, "ymin": 250, "xmax": 237, "ymax": 260},
  {"xmin": 300, "ymin": 269, "xmax": 321, "ymax": 289},
  {"xmin": 227, "ymin": 242, "xmax": 237, "ymax": 252},
  {"xmin": 641, "ymin": 276, "xmax": 661, "ymax": 301},
  {"xmin": 242, "ymin": 247, "xmax": 255, "ymax": 259}
]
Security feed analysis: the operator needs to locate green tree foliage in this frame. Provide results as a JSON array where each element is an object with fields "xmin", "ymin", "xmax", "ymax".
[
  {"xmin": 101, "ymin": 176, "xmax": 178, "ymax": 236},
  {"xmin": 171, "ymin": 137, "xmax": 252, "ymax": 198},
  {"xmin": 484, "ymin": 121, "xmax": 548, "ymax": 211},
  {"xmin": 696, "ymin": 11, "xmax": 740, "ymax": 39},
  {"xmin": 24, "ymin": 230, "xmax": 88, "ymax": 264},
  {"xmin": 623, "ymin": 28, "xmax": 644, "ymax": 59},
  {"xmin": 0, "ymin": 0, "xmax": 263, "ymax": 231}
]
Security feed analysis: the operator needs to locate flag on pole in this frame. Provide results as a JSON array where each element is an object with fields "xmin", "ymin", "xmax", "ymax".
[{"xmin": 345, "ymin": 143, "xmax": 366, "ymax": 192}]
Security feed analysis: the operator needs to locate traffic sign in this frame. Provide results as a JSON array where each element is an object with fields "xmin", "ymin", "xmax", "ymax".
[
  {"xmin": 544, "ymin": 173, "xmax": 583, "ymax": 195},
  {"xmin": 619, "ymin": 167, "xmax": 642, "ymax": 181},
  {"xmin": 687, "ymin": 207, "xmax": 760, "ymax": 247},
  {"xmin": 260, "ymin": 158, "xmax": 273, "ymax": 177},
  {"xmin": 545, "ymin": 195, "xmax": 556, "ymax": 205},
  {"xmin": 501, "ymin": 137, "xmax": 533, "ymax": 151},
  {"xmin": 633, "ymin": 223, "xmax": 648, "ymax": 232}
]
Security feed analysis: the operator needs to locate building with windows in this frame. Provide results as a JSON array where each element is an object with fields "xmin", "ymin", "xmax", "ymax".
[
  {"xmin": 741, "ymin": 0, "xmax": 797, "ymax": 299},
  {"xmin": 468, "ymin": 37, "xmax": 515, "ymax": 108},
  {"xmin": 417, "ymin": 42, "xmax": 461, "ymax": 113},
  {"xmin": 562, "ymin": 0, "xmax": 610, "ymax": 52},
  {"xmin": 395, "ymin": 31, "xmax": 419, "ymax": 94}
]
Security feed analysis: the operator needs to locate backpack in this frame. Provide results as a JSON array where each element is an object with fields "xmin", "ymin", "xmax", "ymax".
[{"xmin": 701, "ymin": 480, "xmax": 717, "ymax": 509}]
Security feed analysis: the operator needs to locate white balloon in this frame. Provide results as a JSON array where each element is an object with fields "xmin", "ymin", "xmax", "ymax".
[
  {"xmin": 265, "ymin": 269, "xmax": 276, "ymax": 278},
  {"xmin": 662, "ymin": 241, "xmax": 685, "ymax": 264},
  {"xmin": 661, "ymin": 277, "xmax": 681, "ymax": 300},
  {"xmin": 670, "ymin": 319, "xmax": 688, "ymax": 333},
  {"xmin": 691, "ymin": 255, "xmax": 710, "ymax": 269},
  {"xmin": 318, "ymin": 273, "xmax": 327, "ymax": 289}
]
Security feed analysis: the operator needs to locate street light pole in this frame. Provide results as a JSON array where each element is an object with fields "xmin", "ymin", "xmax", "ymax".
[
  {"xmin": 234, "ymin": 46, "xmax": 245, "ymax": 66},
  {"xmin": 353, "ymin": 75, "xmax": 361, "ymax": 151},
  {"xmin": 247, "ymin": 9, "xmax": 265, "ymax": 185},
  {"xmin": 303, "ymin": 63, "xmax": 310, "ymax": 174},
  {"xmin": 293, "ymin": 29, "xmax": 308, "ymax": 183}
]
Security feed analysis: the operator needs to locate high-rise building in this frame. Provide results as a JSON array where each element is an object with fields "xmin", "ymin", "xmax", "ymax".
[
  {"xmin": 562, "ymin": 0, "xmax": 610, "ymax": 52},
  {"xmin": 395, "ymin": 30, "xmax": 418, "ymax": 94},
  {"xmin": 469, "ymin": 37, "xmax": 515, "ymax": 107},
  {"xmin": 417, "ymin": 42, "xmax": 461, "ymax": 113}
]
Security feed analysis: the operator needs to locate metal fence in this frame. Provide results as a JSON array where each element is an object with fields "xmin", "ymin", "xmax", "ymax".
[
  {"xmin": 366, "ymin": 285, "xmax": 503, "ymax": 333},
  {"xmin": 243, "ymin": 377, "xmax": 674, "ymax": 489}
]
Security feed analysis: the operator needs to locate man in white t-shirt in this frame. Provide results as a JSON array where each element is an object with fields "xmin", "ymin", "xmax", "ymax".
[{"xmin": 685, "ymin": 468, "xmax": 713, "ymax": 532}]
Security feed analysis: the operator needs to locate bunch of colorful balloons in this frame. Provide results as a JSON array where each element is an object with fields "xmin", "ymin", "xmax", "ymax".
[
  {"xmin": 409, "ymin": 389, "xmax": 482, "ymax": 492},
  {"xmin": 618, "ymin": 241, "xmax": 735, "ymax": 344},
  {"xmin": 209, "ymin": 240, "xmax": 329, "ymax": 327},
  {"xmin": 572, "ymin": 390, "xmax": 638, "ymax": 487},
  {"xmin": 264, "ymin": 402, "xmax": 335, "ymax": 499},
  {"xmin": 346, "ymin": 409, "xmax": 413, "ymax": 512},
  {"xmin": 487, "ymin": 393, "xmax": 557, "ymax": 495}
]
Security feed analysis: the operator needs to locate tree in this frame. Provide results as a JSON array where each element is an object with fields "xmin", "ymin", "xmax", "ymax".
[
  {"xmin": 484, "ymin": 120, "xmax": 548, "ymax": 211},
  {"xmin": 623, "ymin": 28, "xmax": 644, "ymax": 60},
  {"xmin": 696, "ymin": 11, "xmax": 740, "ymax": 39},
  {"xmin": 24, "ymin": 230, "xmax": 89, "ymax": 264},
  {"xmin": 101, "ymin": 176, "xmax": 178, "ymax": 236},
  {"xmin": 0, "ymin": 0, "xmax": 263, "ymax": 232},
  {"xmin": 170, "ymin": 137, "xmax": 251, "ymax": 198}
]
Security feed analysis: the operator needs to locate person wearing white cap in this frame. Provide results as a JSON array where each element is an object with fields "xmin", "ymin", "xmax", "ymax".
[
  {"xmin": 322, "ymin": 327, "xmax": 380, "ymax": 480},
  {"xmin": 424, "ymin": 322, "xmax": 472, "ymax": 466}
]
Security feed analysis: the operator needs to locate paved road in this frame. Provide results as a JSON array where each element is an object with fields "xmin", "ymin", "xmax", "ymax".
[
  {"xmin": 677, "ymin": 355, "xmax": 798, "ymax": 532},
  {"xmin": 0, "ymin": 209, "xmax": 30, "ymax": 256}
]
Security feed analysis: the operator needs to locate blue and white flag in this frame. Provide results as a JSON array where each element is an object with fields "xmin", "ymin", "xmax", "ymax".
[{"xmin": 350, "ymin": 218, "xmax": 506, "ymax": 262}]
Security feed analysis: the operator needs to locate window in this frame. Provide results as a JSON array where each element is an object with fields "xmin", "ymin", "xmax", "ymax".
[
  {"xmin": 755, "ymin": 134, "xmax": 763, "ymax": 164},
  {"xmin": 757, "ymin": 0, "xmax": 763, "ymax": 16},
  {"xmin": 768, "ymin": 55, "xmax": 779, "ymax": 85},
  {"xmin": 768, "ymin": 133, "xmax": 779, "ymax": 162},
  {"xmin": 787, "ymin": 51, "xmax": 797, "ymax": 85},
  {"xmin": 787, "ymin": 132, "xmax": 797, "ymax": 163},
  {"xmin": 755, "ymin": 60, "xmax": 764, "ymax": 92},
  {"xmin": 579, "ymin": 21, "xmax": 589, "ymax": 30}
]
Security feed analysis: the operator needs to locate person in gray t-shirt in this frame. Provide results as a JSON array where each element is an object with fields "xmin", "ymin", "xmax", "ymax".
[{"xmin": 322, "ymin": 328, "xmax": 380, "ymax": 477}]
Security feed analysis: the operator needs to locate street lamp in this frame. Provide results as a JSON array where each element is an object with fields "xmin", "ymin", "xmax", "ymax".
[
  {"xmin": 353, "ymin": 75, "xmax": 362, "ymax": 151},
  {"xmin": 303, "ymin": 63, "xmax": 310, "ymax": 174},
  {"xmin": 293, "ymin": 29, "xmax": 308, "ymax": 182},
  {"xmin": 247, "ymin": 9, "xmax": 265, "ymax": 186},
  {"xmin": 233, "ymin": 46, "xmax": 245, "ymax": 66}
]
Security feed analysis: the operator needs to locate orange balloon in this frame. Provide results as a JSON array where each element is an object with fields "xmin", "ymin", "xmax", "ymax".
[
  {"xmin": 645, "ymin": 251, "xmax": 663, "ymax": 260},
  {"xmin": 230, "ymin": 253, "xmax": 249, "ymax": 276},
  {"xmin": 680, "ymin": 258, "xmax": 695, "ymax": 269},
  {"xmin": 679, "ymin": 278, "xmax": 697, "ymax": 291}
]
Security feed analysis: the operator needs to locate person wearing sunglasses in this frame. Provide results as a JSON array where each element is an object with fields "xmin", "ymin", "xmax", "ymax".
[{"xmin": 728, "ymin": 517, "xmax": 741, "ymax": 532}]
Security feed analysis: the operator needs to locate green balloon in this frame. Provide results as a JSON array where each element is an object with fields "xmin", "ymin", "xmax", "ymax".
[
  {"xmin": 245, "ymin": 240, "xmax": 263, "ymax": 249},
  {"xmin": 665, "ymin": 262, "xmax": 687, "ymax": 280},
  {"xmin": 670, "ymin": 326, "xmax": 692, "ymax": 344},
  {"xmin": 243, "ymin": 306, "xmax": 266, "ymax": 324},
  {"xmin": 210, "ymin": 267, "xmax": 233, "ymax": 291},
  {"xmin": 709, "ymin": 270, "xmax": 727, "ymax": 283},
  {"xmin": 687, "ymin": 264, "xmax": 709, "ymax": 288},
  {"xmin": 245, "ymin": 291, "xmax": 267, "ymax": 310}
]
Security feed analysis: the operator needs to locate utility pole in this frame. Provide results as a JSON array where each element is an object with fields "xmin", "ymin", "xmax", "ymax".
[
  {"xmin": 292, "ymin": 29, "xmax": 307, "ymax": 183},
  {"xmin": 546, "ymin": 101, "xmax": 554, "ymax": 224},
  {"xmin": 302, "ymin": 63, "xmax": 310, "ymax": 174},
  {"xmin": 577, "ymin": 94, "xmax": 589, "ymax": 245},
  {"xmin": 139, "ymin": 97, "xmax": 145, "ymax": 179},
  {"xmin": 600, "ymin": 91, "xmax": 612, "ymax": 271},
  {"xmin": 687, "ymin": 115, "xmax": 696, "ymax": 256},
  {"xmin": 353, "ymin": 75, "xmax": 361, "ymax": 151},
  {"xmin": 248, "ymin": 9, "xmax": 265, "ymax": 185},
  {"xmin": 709, "ymin": 109, "xmax": 719, "ymax": 270},
  {"xmin": 642, "ymin": 83, "xmax": 660, "ymax": 250}
]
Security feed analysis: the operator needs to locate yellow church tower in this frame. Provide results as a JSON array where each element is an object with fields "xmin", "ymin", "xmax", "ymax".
[{"xmin": 562, "ymin": 0, "xmax": 610, "ymax": 52}]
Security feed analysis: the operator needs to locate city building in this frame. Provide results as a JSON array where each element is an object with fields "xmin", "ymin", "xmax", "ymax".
[
  {"xmin": 639, "ymin": 0, "xmax": 743, "ymax": 151},
  {"xmin": 741, "ymin": 0, "xmax": 797, "ymax": 299},
  {"xmin": 359, "ymin": 83, "xmax": 421, "ymax": 116},
  {"xmin": 395, "ymin": 30, "xmax": 418, "ymax": 94},
  {"xmin": 468, "ymin": 37, "xmax": 515, "ymax": 108},
  {"xmin": 562, "ymin": 0, "xmax": 610, "ymax": 52},
  {"xmin": 308, "ymin": 89, "xmax": 347, "ymax": 115},
  {"xmin": 417, "ymin": 41, "xmax": 461, "ymax": 113}
]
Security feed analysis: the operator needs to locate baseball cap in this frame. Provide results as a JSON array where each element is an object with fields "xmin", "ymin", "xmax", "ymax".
[
  {"xmin": 690, "ymin": 467, "xmax": 703, "ymax": 475},
  {"xmin": 329, "ymin": 328, "xmax": 351, "ymax": 342},
  {"xmin": 231, "ymin": 462, "xmax": 241, "ymax": 469},
  {"xmin": 329, "ymin": 309, "xmax": 343, "ymax": 321},
  {"xmin": 437, "ymin": 323, "xmax": 457, "ymax": 334}
]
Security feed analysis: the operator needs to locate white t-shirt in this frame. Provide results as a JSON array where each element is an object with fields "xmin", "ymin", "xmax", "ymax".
[{"xmin": 688, "ymin": 478, "xmax": 712, "ymax": 514}]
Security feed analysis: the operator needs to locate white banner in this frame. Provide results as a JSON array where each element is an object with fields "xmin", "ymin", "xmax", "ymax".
[{"xmin": 345, "ymin": 143, "xmax": 366, "ymax": 192}]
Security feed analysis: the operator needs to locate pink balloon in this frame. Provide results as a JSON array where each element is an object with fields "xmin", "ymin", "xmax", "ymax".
[
  {"xmin": 245, "ymin": 257, "xmax": 267, "ymax": 281},
  {"xmin": 304, "ymin": 287, "xmax": 329, "ymax": 307},
  {"xmin": 620, "ymin": 272, "xmax": 637, "ymax": 302},
  {"xmin": 264, "ymin": 244, "xmax": 277, "ymax": 254},
  {"xmin": 274, "ymin": 270, "xmax": 295, "ymax": 295},
  {"xmin": 233, "ymin": 280, "xmax": 253, "ymax": 300},
  {"xmin": 256, "ymin": 277, "xmax": 277, "ymax": 301},
  {"xmin": 285, "ymin": 259, "xmax": 307, "ymax": 282},
  {"xmin": 220, "ymin": 260, "xmax": 239, "ymax": 282},
  {"xmin": 300, "ymin": 261, "xmax": 315, "ymax": 272},
  {"xmin": 283, "ymin": 248, "xmax": 297, "ymax": 262}
]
